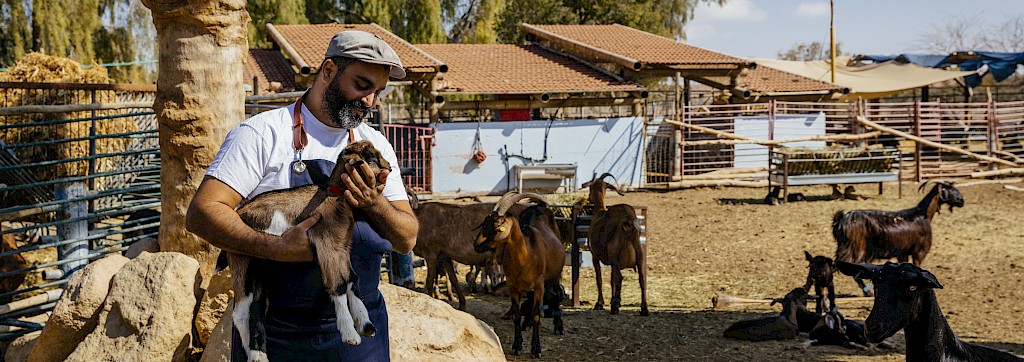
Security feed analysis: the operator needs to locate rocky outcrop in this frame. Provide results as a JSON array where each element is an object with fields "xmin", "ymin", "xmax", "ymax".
[{"xmin": 195, "ymin": 268, "xmax": 233, "ymax": 346}]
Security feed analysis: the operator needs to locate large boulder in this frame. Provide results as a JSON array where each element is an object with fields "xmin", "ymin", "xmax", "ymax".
[
  {"xmin": 28, "ymin": 254, "xmax": 129, "ymax": 362},
  {"xmin": 384, "ymin": 283, "xmax": 505, "ymax": 361},
  {"xmin": 123, "ymin": 238, "xmax": 160, "ymax": 259},
  {"xmin": 5, "ymin": 331, "xmax": 40, "ymax": 362},
  {"xmin": 195, "ymin": 267, "xmax": 233, "ymax": 346},
  {"xmin": 63, "ymin": 252, "xmax": 199, "ymax": 362},
  {"xmin": 199, "ymin": 283, "xmax": 505, "ymax": 361}
]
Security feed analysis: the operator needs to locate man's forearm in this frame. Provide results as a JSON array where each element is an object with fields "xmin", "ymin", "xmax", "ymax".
[
  {"xmin": 365, "ymin": 199, "xmax": 418, "ymax": 254},
  {"xmin": 186, "ymin": 202, "xmax": 313, "ymax": 262}
]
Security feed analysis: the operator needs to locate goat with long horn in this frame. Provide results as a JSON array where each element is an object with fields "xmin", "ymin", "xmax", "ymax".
[{"xmin": 583, "ymin": 173, "xmax": 649, "ymax": 316}]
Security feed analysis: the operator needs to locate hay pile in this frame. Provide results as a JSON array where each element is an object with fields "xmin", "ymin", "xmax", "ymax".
[
  {"xmin": 776, "ymin": 146, "xmax": 895, "ymax": 175},
  {"xmin": 0, "ymin": 53, "xmax": 139, "ymax": 204}
]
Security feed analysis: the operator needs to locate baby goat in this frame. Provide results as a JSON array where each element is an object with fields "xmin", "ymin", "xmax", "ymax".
[
  {"xmin": 802, "ymin": 251, "xmax": 836, "ymax": 314},
  {"xmin": 837, "ymin": 261, "xmax": 1024, "ymax": 361},
  {"xmin": 723, "ymin": 288, "xmax": 807, "ymax": 341},
  {"xmin": 229, "ymin": 140, "xmax": 386, "ymax": 361}
]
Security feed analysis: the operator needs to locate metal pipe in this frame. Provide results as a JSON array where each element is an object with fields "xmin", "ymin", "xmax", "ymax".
[
  {"xmin": 521, "ymin": 23, "xmax": 643, "ymax": 71},
  {"xmin": 266, "ymin": 23, "xmax": 311, "ymax": 74},
  {"xmin": 442, "ymin": 97, "xmax": 644, "ymax": 111}
]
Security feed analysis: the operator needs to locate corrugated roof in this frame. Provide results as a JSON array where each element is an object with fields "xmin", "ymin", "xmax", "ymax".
[
  {"xmin": 529, "ymin": 24, "xmax": 749, "ymax": 67},
  {"xmin": 269, "ymin": 23, "xmax": 445, "ymax": 75},
  {"xmin": 416, "ymin": 44, "xmax": 644, "ymax": 94},
  {"xmin": 243, "ymin": 49, "xmax": 303, "ymax": 94}
]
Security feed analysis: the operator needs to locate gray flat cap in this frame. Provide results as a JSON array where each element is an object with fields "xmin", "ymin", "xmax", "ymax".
[{"xmin": 325, "ymin": 30, "xmax": 406, "ymax": 79}]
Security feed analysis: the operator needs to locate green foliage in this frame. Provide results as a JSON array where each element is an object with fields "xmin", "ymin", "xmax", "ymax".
[
  {"xmin": 777, "ymin": 41, "xmax": 845, "ymax": 61},
  {"xmin": 93, "ymin": 26, "xmax": 146, "ymax": 83},
  {"xmin": 0, "ymin": 0, "xmax": 31, "ymax": 67},
  {"xmin": 248, "ymin": 0, "xmax": 310, "ymax": 49}
]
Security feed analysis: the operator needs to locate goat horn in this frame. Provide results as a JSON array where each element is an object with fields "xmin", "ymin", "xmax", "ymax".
[
  {"xmin": 493, "ymin": 191, "xmax": 519, "ymax": 215},
  {"xmin": 495, "ymin": 192, "xmax": 548, "ymax": 216}
]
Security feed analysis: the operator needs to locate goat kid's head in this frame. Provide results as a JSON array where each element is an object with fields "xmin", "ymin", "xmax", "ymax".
[
  {"xmin": 771, "ymin": 287, "xmax": 810, "ymax": 309},
  {"xmin": 919, "ymin": 181, "xmax": 965, "ymax": 212},
  {"xmin": 804, "ymin": 251, "xmax": 836, "ymax": 276},
  {"xmin": 334, "ymin": 140, "xmax": 391, "ymax": 186},
  {"xmin": 836, "ymin": 261, "xmax": 943, "ymax": 343}
]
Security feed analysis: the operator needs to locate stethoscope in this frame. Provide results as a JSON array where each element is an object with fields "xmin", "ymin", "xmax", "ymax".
[{"xmin": 291, "ymin": 92, "xmax": 355, "ymax": 175}]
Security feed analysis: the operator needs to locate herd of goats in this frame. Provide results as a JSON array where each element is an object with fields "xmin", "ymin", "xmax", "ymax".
[{"xmin": 3, "ymin": 138, "xmax": 1023, "ymax": 360}]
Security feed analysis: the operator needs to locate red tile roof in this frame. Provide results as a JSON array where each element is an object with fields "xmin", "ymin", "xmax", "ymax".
[
  {"xmin": 737, "ymin": 66, "xmax": 845, "ymax": 93},
  {"xmin": 269, "ymin": 23, "xmax": 445, "ymax": 76},
  {"xmin": 527, "ymin": 24, "xmax": 749, "ymax": 67},
  {"xmin": 416, "ymin": 44, "xmax": 644, "ymax": 94},
  {"xmin": 243, "ymin": 49, "xmax": 304, "ymax": 94}
]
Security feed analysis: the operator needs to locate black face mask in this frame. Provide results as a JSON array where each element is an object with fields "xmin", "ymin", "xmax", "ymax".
[{"xmin": 323, "ymin": 73, "xmax": 371, "ymax": 129}]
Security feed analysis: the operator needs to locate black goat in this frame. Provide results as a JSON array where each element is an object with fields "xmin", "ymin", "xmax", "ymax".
[
  {"xmin": 723, "ymin": 288, "xmax": 807, "ymax": 341},
  {"xmin": 802, "ymin": 251, "xmax": 836, "ymax": 314},
  {"xmin": 837, "ymin": 261, "xmax": 1024, "ymax": 361},
  {"xmin": 833, "ymin": 181, "xmax": 963, "ymax": 296},
  {"xmin": 805, "ymin": 306, "xmax": 894, "ymax": 350}
]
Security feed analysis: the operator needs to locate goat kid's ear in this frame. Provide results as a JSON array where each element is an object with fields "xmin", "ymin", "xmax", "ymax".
[
  {"xmin": 835, "ymin": 260, "xmax": 879, "ymax": 279},
  {"xmin": 804, "ymin": 251, "xmax": 813, "ymax": 262}
]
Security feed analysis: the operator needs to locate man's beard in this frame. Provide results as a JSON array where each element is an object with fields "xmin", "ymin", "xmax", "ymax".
[{"xmin": 322, "ymin": 76, "xmax": 371, "ymax": 129}]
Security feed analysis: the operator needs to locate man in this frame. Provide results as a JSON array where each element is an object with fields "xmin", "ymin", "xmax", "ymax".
[{"xmin": 186, "ymin": 30, "xmax": 418, "ymax": 361}]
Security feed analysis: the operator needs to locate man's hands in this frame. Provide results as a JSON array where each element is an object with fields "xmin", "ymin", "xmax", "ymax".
[
  {"xmin": 278, "ymin": 211, "xmax": 321, "ymax": 261},
  {"xmin": 342, "ymin": 161, "xmax": 389, "ymax": 209}
]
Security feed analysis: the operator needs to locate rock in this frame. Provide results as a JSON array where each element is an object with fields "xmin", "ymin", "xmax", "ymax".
[
  {"xmin": 197, "ymin": 304, "xmax": 232, "ymax": 362},
  {"xmin": 382, "ymin": 283, "xmax": 505, "ymax": 361},
  {"xmin": 5, "ymin": 331, "xmax": 40, "ymax": 362},
  {"xmin": 63, "ymin": 252, "xmax": 199, "ymax": 362},
  {"xmin": 195, "ymin": 268, "xmax": 233, "ymax": 346},
  {"xmin": 199, "ymin": 283, "xmax": 505, "ymax": 361},
  {"xmin": 28, "ymin": 254, "xmax": 129, "ymax": 362},
  {"xmin": 124, "ymin": 238, "xmax": 159, "ymax": 259}
]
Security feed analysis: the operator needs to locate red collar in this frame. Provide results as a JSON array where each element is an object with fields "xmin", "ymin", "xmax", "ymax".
[{"xmin": 326, "ymin": 185, "xmax": 345, "ymax": 197}]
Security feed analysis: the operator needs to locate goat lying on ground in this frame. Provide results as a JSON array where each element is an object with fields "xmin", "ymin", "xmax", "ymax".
[
  {"xmin": 833, "ymin": 181, "xmax": 964, "ymax": 296},
  {"xmin": 474, "ymin": 192, "xmax": 565, "ymax": 357},
  {"xmin": 228, "ymin": 140, "xmax": 386, "ymax": 360},
  {"xmin": 413, "ymin": 201, "xmax": 523, "ymax": 310},
  {"xmin": 803, "ymin": 306, "xmax": 895, "ymax": 350},
  {"xmin": 837, "ymin": 261, "xmax": 1023, "ymax": 361},
  {"xmin": 584, "ymin": 173, "xmax": 648, "ymax": 316},
  {"xmin": 764, "ymin": 186, "xmax": 805, "ymax": 205},
  {"xmin": 802, "ymin": 251, "xmax": 836, "ymax": 314},
  {"xmin": 723, "ymin": 288, "xmax": 807, "ymax": 341}
]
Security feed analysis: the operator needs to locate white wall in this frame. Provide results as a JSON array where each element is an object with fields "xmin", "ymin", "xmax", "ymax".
[
  {"xmin": 431, "ymin": 118, "xmax": 645, "ymax": 196},
  {"xmin": 734, "ymin": 112, "xmax": 826, "ymax": 169}
]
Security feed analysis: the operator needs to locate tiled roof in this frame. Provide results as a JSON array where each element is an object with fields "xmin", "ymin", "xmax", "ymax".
[
  {"xmin": 416, "ymin": 44, "xmax": 644, "ymax": 94},
  {"xmin": 528, "ymin": 24, "xmax": 749, "ymax": 67},
  {"xmin": 243, "ymin": 49, "xmax": 303, "ymax": 94},
  {"xmin": 737, "ymin": 66, "xmax": 845, "ymax": 93},
  {"xmin": 269, "ymin": 23, "xmax": 445, "ymax": 75}
]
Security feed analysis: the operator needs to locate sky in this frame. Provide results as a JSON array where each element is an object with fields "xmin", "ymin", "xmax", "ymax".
[{"xmin": 684, "ymin": 0, "xmax": 1024, "ymax": 60}]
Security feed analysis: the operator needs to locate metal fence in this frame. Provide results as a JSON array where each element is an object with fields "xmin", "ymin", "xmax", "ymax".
[{"xmin": 0, "ymin": 82, "xmax": 160, "ymax": 340}]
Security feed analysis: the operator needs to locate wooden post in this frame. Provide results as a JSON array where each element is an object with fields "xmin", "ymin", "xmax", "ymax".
[
  {"xmin": 570, "ymin": 205, "xmax": 582, "ymax": 308},
  {"xmin": 56, "ymin": 182, "xmax": 88, "ymax": 278},
  {"xmin": 914, "ymin": 101, "xmax": 922, "ymax": 182}
]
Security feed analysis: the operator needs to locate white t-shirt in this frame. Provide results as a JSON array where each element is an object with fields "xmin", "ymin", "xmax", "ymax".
[{"xmin": 206, "ymin": 102, "xmax": 408, "ymax": 203}]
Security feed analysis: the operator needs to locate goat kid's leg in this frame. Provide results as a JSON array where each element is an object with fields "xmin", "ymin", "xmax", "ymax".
[
  {"xmin": 814, "ymin": 285, "xmax": 825, "ymax": 314},
  {"xmin": 466, "ymin": 266, "xmax": 479, "ymax": 293},
  {"xmin": 344, "ymin": 272, "xmax": 375, "ymax": 337},
  {"xmin": 331, "ymin": 285, "xmax": 363, "ymax": 345},
  {"xmin": 593, "ymin": 254, "xmax": 604, "ymax": 311},
  {"xmin": 610, "ymin": 268, "xmax": 623, "ymax": 315},
  {"xmin": 826, "ymin": 284, "xmax": 836, "ymax": 314},
  {"xmin": 424, "ymin": 258, "xmax": 438, "ymax": 298},
  {"xmin": 510, "ymin": 293, "xmax": 524, "ymax": 355},
  {"xmin": 247, "ymin": 294, "xmax": 270, "ymax": 362},
  {"xmin": 637, "ymin": 246, "xmax": 649, "ymax": 316}
]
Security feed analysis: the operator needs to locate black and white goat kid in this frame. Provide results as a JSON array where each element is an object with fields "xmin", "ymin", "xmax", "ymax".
[{"xmin": 227, "ymin": 140, "xmax": 387, "ymax": 361}]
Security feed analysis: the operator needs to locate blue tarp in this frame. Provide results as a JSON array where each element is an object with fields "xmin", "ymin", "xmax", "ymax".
[{"xmin": 858, "ymin": 51, "xmax": 1024, "ymax": 87}]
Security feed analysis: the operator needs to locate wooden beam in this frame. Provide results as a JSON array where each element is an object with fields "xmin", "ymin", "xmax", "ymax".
[
  {"xmin": 680, "ymin": 131, "xmax": 881, "ymax": 147},
  {"xmin": 970, "ymin": 168, "xmax": 1024, "ymax": 178},
  {"xmin": 663, "ymin": 119, "xmax": 749, "ymax": 140},
  {"xmin": 855, "ymin": 116, "xmax": 1017, "ymax": 168},
  {"xmin": 442, "ymin": 97, "xmax": 643, "ymax": 111}
]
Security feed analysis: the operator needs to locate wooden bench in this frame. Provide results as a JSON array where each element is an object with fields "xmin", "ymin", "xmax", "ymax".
[
  {"xmin": 515, "ymin": 164, "xmax": 578, "ymax": 193},
  {"xmin": 769, "ymin": 147, "xmax": 902, "ymax": 201}
]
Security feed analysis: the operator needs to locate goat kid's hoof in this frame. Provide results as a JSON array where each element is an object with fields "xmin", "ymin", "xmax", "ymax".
[
  {"xmin": 247, "ymin": 350, "xmax": 269, "ymax": 362},
  {"xmin": 359, "ymin": 322, "xmax": 376, "ymax": 337},
  {"xmin": 532, "ymin": 352, "xmax": 541, "ymax": 359},
  {"xmin": 593, "ymin": 304, "xmax": 604, "ymax": 311},
  {"xmin": 511, "ymin": 348, "xmax": 521, "ymax": 356},
  {"xmin": 640, "ymin": 308, "xmax": 650, "ymax": 316}
]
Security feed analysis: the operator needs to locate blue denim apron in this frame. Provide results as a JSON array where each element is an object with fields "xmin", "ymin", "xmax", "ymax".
[{"xmin": 231, "ymin": 158, "xmax": 393, "ymax": 362}]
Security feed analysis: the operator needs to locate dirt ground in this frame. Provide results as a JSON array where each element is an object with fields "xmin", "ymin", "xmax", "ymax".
[{"xmin": 415, "ymin": 182, "xmax": 1024, "ymax": 361}]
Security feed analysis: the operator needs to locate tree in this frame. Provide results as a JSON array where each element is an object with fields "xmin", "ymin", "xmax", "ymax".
[
  {"xmin": 915, "ymin": 15, "xmax": 981, "ymax": 54},
  {"xmin": 0, "ymin": 0, "xmax": 31, "ymax": 67},
  {"xmin": 777, "ymin": 41, "xmax": 845, "ymax": 61},
  {"xmin": 247, "ymin": 0, "xmax": 309, "ymax": 49},
  {"xmin": 141, "ymin": 0, "xmax": 249, "ymax": 284}
]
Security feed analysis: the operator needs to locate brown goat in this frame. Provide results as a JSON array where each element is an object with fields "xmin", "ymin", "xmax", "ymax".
[
  {"xmin": 802, "ymin": 251, "xmax": 836, "ymax": 314},
  {"xmin": 413, "ymin": 201, "xmax": 524, "ymax": 310},
  {"xmin": 0, "ymin": 226, "xmax": 28, "ymax": 301},
  {"xmin": 474, "ymin": 192, "xmax": 565, "ymax": 358},
  {"xmin": 229, "ymin": 140, "xmax": 386, "ymax": 359},
  {"xmin": 833, "ymin": 181, "xmax": 964, "ymax": 296},
  {"xmin": 723, "ymin": 287, "xmax": 806, "ymax": 341},
  {"xmin": 583, "ymin": 173, "xmax": 648, "ymax": 316}
]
